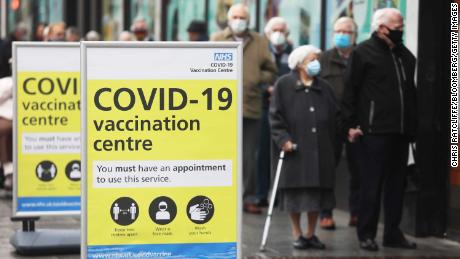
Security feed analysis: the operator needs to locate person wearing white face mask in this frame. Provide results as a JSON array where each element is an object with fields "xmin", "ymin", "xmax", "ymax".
[
  {"xmin": 270, "ymin": 45, "xmax": 338, "ymax": 250},
  {"xmin": 212, "ymin": 3, "xmax": 278, "ymax": 214},
  {"xmin": 253, "ymin": 17, "xmax": 293, "ymax": 209},
  {"xmin": 264, "ymin": 17, "xmax": 293, "ymax": 77},
  {"xmin": 317, "ymin": 16, "xmax": 361, "ymax": 231}
]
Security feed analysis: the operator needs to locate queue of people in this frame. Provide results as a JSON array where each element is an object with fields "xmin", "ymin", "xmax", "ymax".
[
  {"xmin": 211, "ymin": 3, "xmax": 417, "ymax": 252},
  {"xmin": 0, "ymin": 3, "xmax": 417, "ymax": 252}
]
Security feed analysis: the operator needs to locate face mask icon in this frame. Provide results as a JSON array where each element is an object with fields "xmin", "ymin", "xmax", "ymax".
[
  {"xmin": 66, "ymin": 160, "xmax": 81, "ymax": 181},
  {"xmin": 149, "ymin": 197, "xmax": 177, "ymax": 225},
  {"xmin": 69, "ymin": 163, "xmax": 81, "ymax": 179},
  {"xmin": 156, "ymin": 201, "xmax": 171, "ymax": 220}
]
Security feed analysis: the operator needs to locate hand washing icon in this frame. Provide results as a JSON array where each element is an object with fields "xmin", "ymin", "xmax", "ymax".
[{"xmin": 187, "ymin": 196, "xmax": 214, "ymax": 224}]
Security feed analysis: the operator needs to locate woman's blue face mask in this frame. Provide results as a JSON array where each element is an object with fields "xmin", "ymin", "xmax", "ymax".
[{"xmin": 305, "ymin": 59, "xmax": 321, "ymax": 77}]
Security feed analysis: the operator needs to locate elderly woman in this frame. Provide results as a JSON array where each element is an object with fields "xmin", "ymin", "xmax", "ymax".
[{"xmin": 269, "ymin": 45, "xmax": 338, "ymax": 250}]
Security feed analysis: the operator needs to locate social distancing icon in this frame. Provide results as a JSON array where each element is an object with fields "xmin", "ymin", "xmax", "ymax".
[
  {"xmin": 110, "ymin": 197, "xmax": 139, "ymax": 226},
  {"xmin": 35, "ymin": 160, "xmax": 57, "ymax": 182}
]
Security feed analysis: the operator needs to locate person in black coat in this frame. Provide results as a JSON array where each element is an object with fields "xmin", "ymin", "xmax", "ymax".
[
  {"xmin": 270, "ymin": 45, "xmax": 338, "ymax": 250},
  {"xmin": 342, "ymin": 8, "xmax": 417, "ymax": 251},
  {"xmin": 0, "ymin": 23, "xmax": 27, "ymax": 78}
]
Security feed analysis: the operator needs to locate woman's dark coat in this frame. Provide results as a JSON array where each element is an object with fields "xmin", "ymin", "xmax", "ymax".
[{"xmin": 269, "ymin": 70, "xmax": 338, "ymax": 189}]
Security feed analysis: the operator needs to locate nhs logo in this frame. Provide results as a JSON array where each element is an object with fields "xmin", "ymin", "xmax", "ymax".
[{"xmin": 214, "ymin": 52, "xmax": 233, "ymax": 61}]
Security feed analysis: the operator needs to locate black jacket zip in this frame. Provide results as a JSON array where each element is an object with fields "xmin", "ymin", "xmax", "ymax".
[{"xmin": 391, "ymin": 51, "xmax": 405, "ymax": 134}]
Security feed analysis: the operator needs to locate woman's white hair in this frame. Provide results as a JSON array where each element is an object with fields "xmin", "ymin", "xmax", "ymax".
[
  {"xmin": 264, "ymin": 17, "xmax": 289, "ymax": 36},
  {"xmin": 371, "ymin": 8, "xmax": 402, "ymax": 32},
  {"xmin": 288, "ymin": 45, "xmax": 321, "ymax": 70}
]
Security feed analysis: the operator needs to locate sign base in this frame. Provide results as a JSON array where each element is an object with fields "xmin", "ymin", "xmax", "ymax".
[{"xmin": 10, "ymin": 229, "xmax": 80, "ymax": 255}]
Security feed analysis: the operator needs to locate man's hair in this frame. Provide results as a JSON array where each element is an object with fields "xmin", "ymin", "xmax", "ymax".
[
  {"xmin": 15, "ymin": 22, "xmax": 27, "ymax": 33},
  {"xmin": 334, "ymin": 16, "xmax": 357, "ymax": 33},
  {"xmin": 371, "ymin": 8, "xmax": 402, "ymax": 32},
  {"xmin": 264, "ymin": 17, "xmax": 289, "ymax": 36},
  {"xmin": 130, "ymin": 17, "xmax": 148, "ymax": 31},
  {"xmin": 48, "ymin": 22, "xmax": 66, "ymax": 34},
  {"xmin": 66, "ymin": 26, "xmax": 80, "ymax": 37},
  {"xmin": 227, "ymin": 3, "xmax": 250, "ymax": 20}
]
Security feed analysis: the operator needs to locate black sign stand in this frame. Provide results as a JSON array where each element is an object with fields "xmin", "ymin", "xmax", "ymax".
[{"xmin": 10, "ymin": 217, "xmax": 80, "ymax": 255}]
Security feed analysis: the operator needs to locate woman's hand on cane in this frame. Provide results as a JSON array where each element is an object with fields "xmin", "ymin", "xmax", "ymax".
[{"xmin": 282, "ymin": 140, "xmax": 294, "ymax": 152}]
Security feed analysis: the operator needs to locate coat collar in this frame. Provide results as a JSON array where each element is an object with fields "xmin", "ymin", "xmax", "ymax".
[
  {"xmin": 291, "ymin": 70, "xmax": 322, "ymax": 92},
  {"xmin": 371, "ymin": 32, "xmax": 405, "ymax": 53},
  {"xmin": 371, "ymin": 32, "xmax": 390, "ymax": 50},
  {"xmin": 269, "ymin": 41, "xmax": 293, "ymax": 56},
  {"xmin": 222, "ymin": 27, "xmax": 254, "ymax": 49},
  {"xmin": 330, "ymin": 48, "xmax": 347, "ymax": 66}
]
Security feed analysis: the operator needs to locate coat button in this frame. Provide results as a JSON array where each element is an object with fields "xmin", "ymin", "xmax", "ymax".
[
  {"xmin": 304, "ymin": 88, "xmax": 309, "ymax": 93},
  {"xmin": 311, "ymin": 127, "xmax": 317, "ymax": 133},
  {"xmin": 310, "ymin": 106, "xmax": 315, "ymax": 112}
]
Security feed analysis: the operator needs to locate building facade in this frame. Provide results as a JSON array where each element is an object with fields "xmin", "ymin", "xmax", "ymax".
[{"xmin": 1, "ymin": 0, "xmax": 458, "ymax": 242}]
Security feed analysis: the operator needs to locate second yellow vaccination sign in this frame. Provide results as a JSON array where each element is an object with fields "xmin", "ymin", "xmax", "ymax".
[{"xmin": 14, "ymin": 43, "xmax": 81, "ymax": 216}]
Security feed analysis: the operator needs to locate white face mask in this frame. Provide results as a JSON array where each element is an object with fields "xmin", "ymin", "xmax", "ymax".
[
  {"xmin": 229, "ymin": 19, "xmax": 248, "ymax": 34},
  {"xmin": 270, "ymin": 31, "xmax": 286, "ymax": 46}
]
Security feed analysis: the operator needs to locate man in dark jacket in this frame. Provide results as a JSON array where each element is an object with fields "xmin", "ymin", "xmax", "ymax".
[
  {"xmin": 0, "ymin": 23, "xmax": 27, "ymax": 78},
  {"xmin": 318, "ymin": 16, "xmax": 361, "ymax": 230},
  {"xmin": 255, "ymin": 16, "xmax": 293, "ymax": 208},
  {"xmin": 342, "ymin": 8, "xmax": 417, "ymax": 251},
  {"xmin": 212, "ymin": 3, "xmax": 277, "ymax": 214}
]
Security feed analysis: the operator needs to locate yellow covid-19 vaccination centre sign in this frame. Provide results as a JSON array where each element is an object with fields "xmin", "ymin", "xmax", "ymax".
[
  {"xmin": 13, "ymin": 43, "xmax": 81, "ymax": 216},
  {"xmin": 81, "ymin": 42, "xmax": 242, "ymax": 258}
]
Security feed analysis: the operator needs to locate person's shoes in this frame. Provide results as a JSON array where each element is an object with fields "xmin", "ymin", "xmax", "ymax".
[
  {"xmin": 348, "ymin": 216, "xmax": 358, "ymax": 227},
  {"xmin": 292, "ymin": 236, "xmax": 309, "ymax": 249},
  {"xmin": 256, "ymin": 198, "xmax": 269, "ymax": 208},
  {"xmin": 305, "ymin": 235, "xmax": 326, "ymax": 249},
  {"xmin": 360, "ymin": 238, "xmax": 379, "ymax": 251},
  {"xmin": 383, "ymin": 237, "xmax": 417, "ymax": 249},
  {"xmin": 319, "ymin": 217, "xmax": 336, "ymax": 230},
  {"xmin": 243, "ymin": 203, "xmax": 262, "ymax": 214}
]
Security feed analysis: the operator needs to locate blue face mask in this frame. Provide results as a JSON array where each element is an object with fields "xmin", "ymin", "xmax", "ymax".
[
  {"xmin": 305, "ymin": 59, "xmax": 321, "ymax": 77},
  {"xmin": 334, "ymin": 33, "xmax": 351, "ymax": 49}
]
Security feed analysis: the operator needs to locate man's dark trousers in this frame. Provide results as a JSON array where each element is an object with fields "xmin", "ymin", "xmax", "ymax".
[
  {"xmin": 357, "ymin": 134, "xmax": 409, "ymax": 241},
  {"xmin": 243, "ymin": 118, "xmax": 261, "ymax": 201}
]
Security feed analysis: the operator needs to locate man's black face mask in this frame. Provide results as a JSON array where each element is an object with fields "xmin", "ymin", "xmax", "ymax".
[{"xmin": 385, "ymin": 26, "xmax": 403, "ymax": 45}]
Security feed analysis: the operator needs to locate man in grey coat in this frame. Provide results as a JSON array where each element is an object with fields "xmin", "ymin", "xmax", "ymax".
[
  {"xmin": 212, "ymin": 3, "xmax": 277, "ymax": 214},
  {"xmin": 318, "ymin": 17, "xmax": 361, "ymax": 230}
]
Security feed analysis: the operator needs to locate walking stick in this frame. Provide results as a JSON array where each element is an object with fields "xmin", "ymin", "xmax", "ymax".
[{"xmin": 260, "ymin": 144, "xmax": 296, "ymax": 252}]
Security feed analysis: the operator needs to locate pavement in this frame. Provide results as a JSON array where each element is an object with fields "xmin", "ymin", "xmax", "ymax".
[
  {"xmin": 1, "ymin": 152, "xmax": 460, "ymax": 258},
  {"xmin": 1, "ymin": 189, "xmax": 460, "ymax": 259}
]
